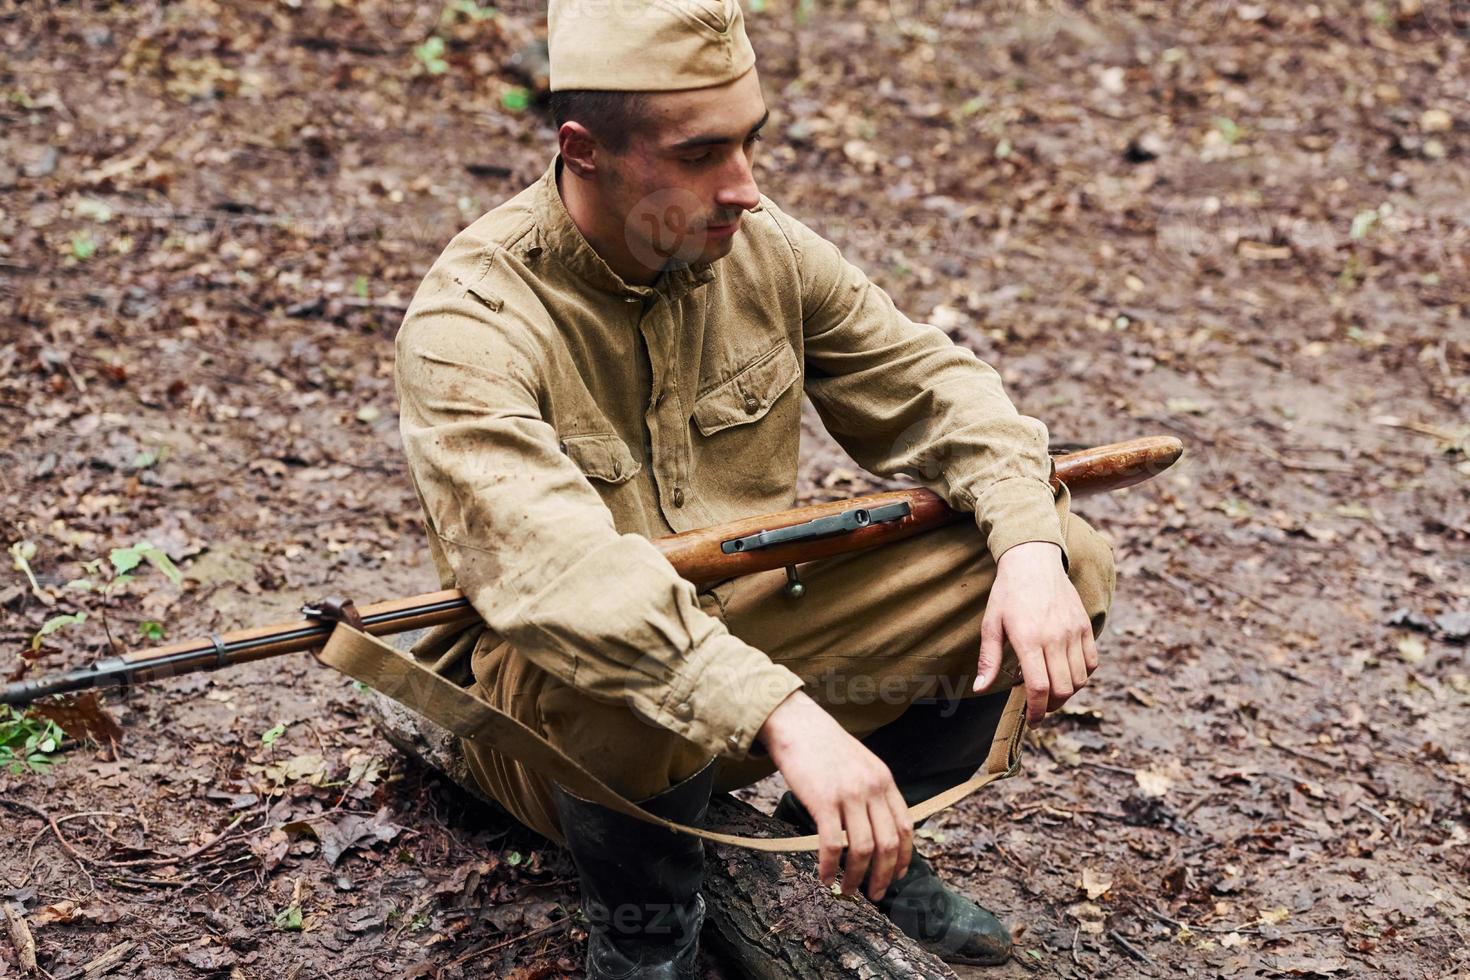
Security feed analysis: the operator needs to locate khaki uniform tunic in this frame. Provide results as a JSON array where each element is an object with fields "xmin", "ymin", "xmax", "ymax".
[{"xmin": 396, "ymin": 159, "xmax": 1110, "ymax": 839}]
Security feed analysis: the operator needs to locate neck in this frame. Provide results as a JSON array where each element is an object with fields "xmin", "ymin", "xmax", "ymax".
[{"xmin": 557, "ymin": 161, "xmax": 661, "ymax": 288}]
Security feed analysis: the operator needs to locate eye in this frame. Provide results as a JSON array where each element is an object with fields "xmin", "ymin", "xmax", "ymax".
[
  {"xmin": 681, "ymin": 151, "xmax": 713, "ymax": 166},
  {"xmin": 745, "ymin": 132, "xmax": 765, "ymax": 146}
]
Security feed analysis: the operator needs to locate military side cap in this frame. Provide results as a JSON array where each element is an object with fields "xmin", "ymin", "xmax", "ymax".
[{"xmin": 548, "ymin": 0, "xmax": 757, "ymax": 93}]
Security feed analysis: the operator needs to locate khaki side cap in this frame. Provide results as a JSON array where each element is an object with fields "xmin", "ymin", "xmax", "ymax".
[{"xmin": 548, "ymin": 0, "xmax": 757, "ymax": 92}]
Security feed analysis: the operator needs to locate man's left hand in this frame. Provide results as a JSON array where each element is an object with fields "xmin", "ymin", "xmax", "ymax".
[{"xmin": 973, "ymin": 540, "xmax": 1098, "ymax": 724}]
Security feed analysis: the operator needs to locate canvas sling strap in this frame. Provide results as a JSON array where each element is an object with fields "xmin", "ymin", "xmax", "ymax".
[{"xmin": 318, "ymin": 621, "xmax": 1026, "ymax": 853}]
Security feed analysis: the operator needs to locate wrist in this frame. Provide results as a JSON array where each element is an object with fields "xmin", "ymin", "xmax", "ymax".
[
  {"xmin": 997, "ymin": 539, "xmax": 1064, "ymax": 568},
  {"xmin": 757, "ymin": 689, "xmax": 812, "ymax": 753}
]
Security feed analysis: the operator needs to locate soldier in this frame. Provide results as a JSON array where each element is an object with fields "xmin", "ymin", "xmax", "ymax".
[{"xmin": 395, "ymin": 0, "xmax": 1115, "ymax": 975}]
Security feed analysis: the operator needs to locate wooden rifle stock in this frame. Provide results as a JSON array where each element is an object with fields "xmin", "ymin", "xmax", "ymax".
[{"xmin": 0, "ymin": 437, "xmax": 1182, "ymax": 706}]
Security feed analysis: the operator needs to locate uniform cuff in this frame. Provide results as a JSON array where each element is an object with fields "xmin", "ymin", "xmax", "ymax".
[
  {"xmin": 974, "ymin": 476, "xmax": 1070, "ymax": 567},
  {"xmin": 655, "ymin": 633, "xmax": 804, "ymax": 760}
]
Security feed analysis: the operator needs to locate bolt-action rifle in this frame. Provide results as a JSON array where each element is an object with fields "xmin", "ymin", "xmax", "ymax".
[{"xmin": 1, "ymin": 437, "xmax": 1182, "ymax": 707}]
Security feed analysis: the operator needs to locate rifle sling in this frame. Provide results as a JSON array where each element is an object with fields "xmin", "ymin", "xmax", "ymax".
[{"xmin": 319, "ymin": 622, "xmax": 1026, "ymax": 852}]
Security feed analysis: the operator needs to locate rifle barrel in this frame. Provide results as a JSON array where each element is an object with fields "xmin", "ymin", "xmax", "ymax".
[{"xmin": 2, "ymin": 436, "xmax": 1181, "ymax": 707}]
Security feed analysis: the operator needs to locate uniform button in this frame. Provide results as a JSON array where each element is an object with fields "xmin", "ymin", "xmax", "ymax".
[
  {"xmin": 612, "ymin": 459, "xmax": 622, "ymax": 478},
  {"xmin": 673, "ymin": 701, "xmax": 692, "ymax": 719},
  {"xmin": 672, "ymin": 486, "xmax": 685, "ymax": 508},
  {"xmin": 743, "ymin": 393, "xmax": 759, "ymax": 414},
  {"xmin": 727, "ymin": 734, "xmax": 740, "ymax": 748}
]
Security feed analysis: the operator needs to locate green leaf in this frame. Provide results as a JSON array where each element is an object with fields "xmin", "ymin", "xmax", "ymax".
[
  {"xmin": 71, "ymin": 233, "xmax": 98, "ymax": 260},
  {"xmin": 139, "ymin": 620, "xmax": 165, "ymax": 642},
  {"xmin": 135, "ymin": 541, "xmax": 182, "ymax": 585},
  {"xmin": 1213, "ymin": 116, "xmax": 1241, "ymax": 144},
  {"xmin": 32, "ymin": 612, "xmax": 87, "ymax": 651},
  {"xmin": 507, "ymin": 850, "xmax": 522, "ymax": 866},
  {"xmin": 110, "ymin": 545, "xmax": 144, "ymax": 576},
  {"xmin": 501, "ymin": 87, "xmax": 530, "ymax": 112},
  {"xmin": 415, "ymin": 36, "xmax": 449, "ymax": 74},
  {"xmin": 353, "ymin": 275, "xmax": 369, "ymax": 299},
  {"xmin": 274, "ymin": 904, "xmax": 303, "ymax": 931},
  {"xmin": 261, "ymin": 722, "xmax": 286, "ymax": 747}
]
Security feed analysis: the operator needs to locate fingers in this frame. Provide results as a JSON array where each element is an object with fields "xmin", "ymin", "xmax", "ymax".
[
  {"xmin": 814, "ymin": 802, "xmax": 843, "ymax": 888},
  {"xmin": 974, "ymin": 609, "xmax": 1004, "ymax": 693},
  {"xmin": 841, "ymin": 798, "xmax": 874, "ymax": 896},
  {"xmin": 1043, "ymin": 637, "xmax": 1075, "ymax": 713},
  {"xmin": 1082, "ymin": 626, "xmax": 1100, "ymax": 674},
  {"xmin": 863, "ymin": 798, "xmax": 901, "ymax": 901},
  {"xmin": 888, "ymin": 783, "xmax": 914, "ymax": 882},
  {"xmin": 1066, "ymin": 632, "xmax": 1089, "ymax": 692},
  {"xmin": 1018, "ymin": 645, "xmax": 1050, "ymax": 725}
]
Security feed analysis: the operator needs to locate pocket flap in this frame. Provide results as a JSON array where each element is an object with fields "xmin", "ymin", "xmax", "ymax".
[
  {"xmin": 560, "ymin": 433, "xmax": 641, "ymax": 485},
  {"xmin": 692, "ymin": 343, "xmax": 801, "ymax": 437}
]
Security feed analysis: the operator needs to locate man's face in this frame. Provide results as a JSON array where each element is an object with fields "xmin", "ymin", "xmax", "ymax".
[{"xmin": 600, "ymin": 69, "xmax": 768, "ymax": 270}]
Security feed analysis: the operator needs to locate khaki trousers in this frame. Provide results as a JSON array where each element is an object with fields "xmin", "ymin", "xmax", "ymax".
[{"xmin": 460, "ymin": 504, "xmax": 1116, "ymax": 843}]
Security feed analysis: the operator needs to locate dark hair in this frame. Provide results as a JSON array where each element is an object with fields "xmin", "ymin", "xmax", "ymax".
[{"xmin": 546, "ymin": 90, "xmax": 649, "ymax": 152}]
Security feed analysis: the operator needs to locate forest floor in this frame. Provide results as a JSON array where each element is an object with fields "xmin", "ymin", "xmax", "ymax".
[{"xmin": 1, "ymin": 1, "xmax": 1467, "ymax": 977}]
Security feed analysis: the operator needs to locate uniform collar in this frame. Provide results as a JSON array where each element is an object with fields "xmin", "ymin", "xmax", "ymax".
[{"xmin": 533, "ymin": 157, "xmax": 721, "ymax": 304}]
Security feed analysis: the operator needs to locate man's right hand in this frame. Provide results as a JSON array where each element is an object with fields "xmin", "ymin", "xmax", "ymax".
[{"xmin": 758, "ymin": 690, "xmax": 913, "ymax": 900}]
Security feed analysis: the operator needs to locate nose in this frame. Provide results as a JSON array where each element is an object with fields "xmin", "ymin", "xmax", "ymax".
[{"xmin": 714, "ymin": 151, "xmax": 760, "ymax": 213}]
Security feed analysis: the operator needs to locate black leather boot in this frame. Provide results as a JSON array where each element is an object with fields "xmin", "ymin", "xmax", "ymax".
[
  {"xmin": 774, "ymin": 690, "xmax": 1014, "ymax": 966},
  {"xmin": 551, "ymin": 761, "xmax": 716, "ymax": 980}
]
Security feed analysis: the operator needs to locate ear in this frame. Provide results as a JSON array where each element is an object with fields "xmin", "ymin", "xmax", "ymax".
[{"xmin": 559, "ymin": 121, "xmax": 599, "ymax": 179}]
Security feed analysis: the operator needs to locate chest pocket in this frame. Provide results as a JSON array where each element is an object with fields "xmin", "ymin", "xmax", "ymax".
[
  {"xmin": 692, "ymin": 342, "xmax": 801, "ymax": 436},
  {"xmin": 561, "ymin": 432, "xmax": 641, "ymax": 485}
]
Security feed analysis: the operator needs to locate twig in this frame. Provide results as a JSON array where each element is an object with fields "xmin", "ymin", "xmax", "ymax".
[
  {"xmin": 1373, "ymin": 415, "xmax": 1463, "ymax": 444},
  {"xmin": 3, "ymin": 902, "xmax": 38, "ymax": 975},
  {"xmin": 443, "ymin": 918, "xmax": 569, "ymax": 970},
  {"xmin": 1146, "ymin": 907, "xmax": 1342, "ymax": 938},
  {"xmin": 79, "ymin": 939, "xmax": 133, "ymax": 977},
  {"xmin": 1354, "ymin": 800, "xmax": 1391, "ymax": 825},
  {"xmin": 1, "ymin": 797, "xmax": 98, "ymax": 888},
  {"xmin": 1108, "ymin": 929, "xmax": 1159, "ymax": 969},
  {"xmin": 86, "ymin": 811, "xmax": 250, "ymax": 869},
  {"xmin": 1265, "ymin": 736, "xmax": 1345, "ymax": 772},
  {"xmin": 1237, "ymin": 440, "xmax": 1356, "ymax": 474}
]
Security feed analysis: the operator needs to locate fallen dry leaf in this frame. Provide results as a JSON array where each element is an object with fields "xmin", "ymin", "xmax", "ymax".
[{"xmin": 1135, "ymin": 767, "xmax": 1174, "ymax": 798}]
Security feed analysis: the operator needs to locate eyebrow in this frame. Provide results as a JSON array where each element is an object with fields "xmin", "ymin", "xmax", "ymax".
[{"xmin": 670, "ymin": 109, "xmax": 770, "ymax": 151}]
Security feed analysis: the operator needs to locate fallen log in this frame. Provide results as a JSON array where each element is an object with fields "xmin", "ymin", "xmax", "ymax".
[{"xmin": 367, "ymin": 633, "xmax": 958, "ymax": 978}]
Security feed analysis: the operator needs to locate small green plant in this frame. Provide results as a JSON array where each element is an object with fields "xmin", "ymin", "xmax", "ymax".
[
  {"xmin": 501, "ymin": 87, "xmax": 530, "ymax": 112},
  {"xmin": 0, "ymin": 707, "xmax": 66, "ymax": 774},
  {"xmin": 352, "ymin": 275, "xmax": 369, "ymax": 299},
  {"xmin": 443, "ymin": 0, "xmax": 496, "ymax": 22},
  {"xmin": 31, "ymin": 612, "xmax": 87, "ymax": 651},
  {"xmin": 70, "ymin": 233, "xmax": 98, "ymax": 260},
  {"xmin": 261, "ymin": 722, "xmax": 287, "ymax": 747},
  {"xmin": 414, "ymin": 36, "xmax": 449, "ymax": 75},
  {"xmin": 104, "ymin": 541, "xmax": 182, "ymax": 587},
  {"xmin": 274, "ymin": 904, "xmax": 304, "ymax": 931},
  {"xmin": 139, "ymin": 620, "xmax": 165, "ymax": 642}
]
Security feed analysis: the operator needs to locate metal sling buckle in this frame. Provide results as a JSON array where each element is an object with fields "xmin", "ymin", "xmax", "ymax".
[
  {"xmin": 301, "ymin": 595, "xmax": 366, "ymax": 631},
  {"xmin": 719, "ymin": 501, "xmax": 912, "ymax": 554}
]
